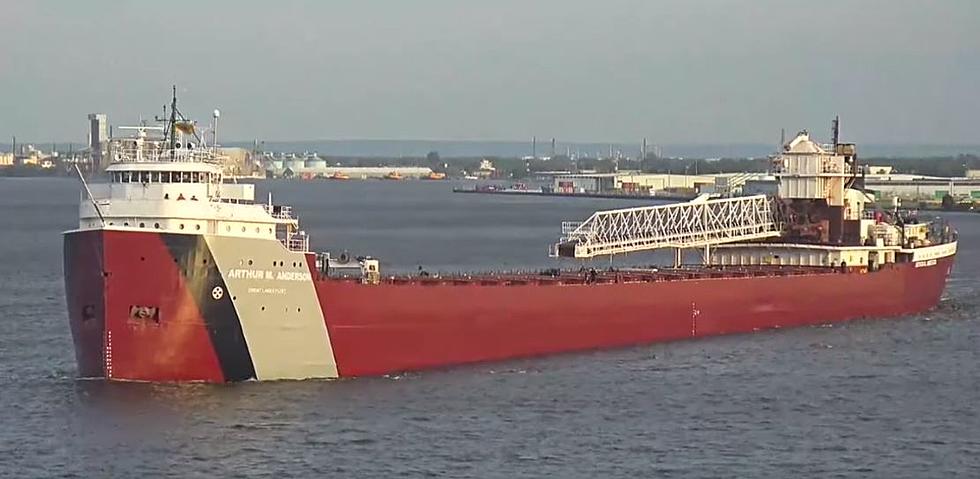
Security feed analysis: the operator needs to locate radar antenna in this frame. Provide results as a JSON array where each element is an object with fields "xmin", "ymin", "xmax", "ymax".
[{"xmin": 154, "ymin": 85, "xmax": 201, "ymax": 153}]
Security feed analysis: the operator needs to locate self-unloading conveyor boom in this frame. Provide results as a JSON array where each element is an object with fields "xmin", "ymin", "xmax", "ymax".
[{"xmin": 553, "ymin": 194, "xmax": 782, "ymax": 258}]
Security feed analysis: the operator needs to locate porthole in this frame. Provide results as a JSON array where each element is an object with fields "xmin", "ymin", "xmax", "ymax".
[
  {"xmin": 241, "ymin": 227, "xmax": 246, "ymax": 233},
  {"xmin": 154, "ymin": 223, "xmax": 160, "ymax": 229},
  {"xmin": 261, "ymin": 306, "xmax": 266, "ymax": 311},
  {"xmin": 255, "ymin": 227, "xmax": 260, "ymax": 233},
  {"xmin": 269, "ymin": 228, "xmax": 273, "ymax": 234},
  {"xmin": 195, "ymin": 224, "xmax": 201, "ymax": 230},
  {"xmin": 180, "ymin": 224, "xmax": 185, "ymax": 230},
  {"xmin": 248, "ymin": 260, "xmax": 253, "ymax": 266},
  {"xmin": 226, "ymin": 226, "xmax": 231, "ymax": 232},
  {"xmin": 297, "ymin": 307, "xmax": 302, "ymax": 313},
  {"xmin": 139, "ymin": 222, "xmax": 145, "ymax": 228},
  {"xmin": 109, "ymin": 222, "xmax": 114, "ymax": 226},
  {"xmin": 123, "ymin": 222, "xmax": 129, "ymax": 227}
]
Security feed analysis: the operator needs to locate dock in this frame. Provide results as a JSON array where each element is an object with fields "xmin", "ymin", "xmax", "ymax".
[{"xmin": 451, "ymin": 186, "xmax": 695, "ymax": 201}]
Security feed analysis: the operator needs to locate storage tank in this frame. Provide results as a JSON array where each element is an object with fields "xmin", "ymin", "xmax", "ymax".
[
  {"xmin": 270, "ymin": 159, "xmax": 284, "ymax": 171},
  {"xmin": 287, "ymin": 159, "xmax": 307, "ymax": 171},
  {"xmin": 306, "ymin": 159, "xmax": 328, "ymax": 170}
]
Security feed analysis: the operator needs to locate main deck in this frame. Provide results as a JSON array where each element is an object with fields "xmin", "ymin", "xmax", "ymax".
[{"xmin": 324, "ymin": 264, "xmax": 845, "ymax": 287}]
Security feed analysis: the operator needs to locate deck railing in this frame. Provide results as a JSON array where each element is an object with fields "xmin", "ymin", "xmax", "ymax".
[
  {"xmin": 263, "ymin": 204, "xmax": 294, "ymax": 220},
  {"xmin": 281, "ymin": 233, "xmax": 309, "ymax": 252}
]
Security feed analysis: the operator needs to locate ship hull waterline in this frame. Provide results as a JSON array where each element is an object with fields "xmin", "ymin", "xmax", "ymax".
[{"xmin": 64, "ymin": 229, "xmax": 956, "ymax": 383}]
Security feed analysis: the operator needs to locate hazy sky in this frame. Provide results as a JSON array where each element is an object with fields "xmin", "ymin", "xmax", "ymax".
[{"xmin": 2, "ymin": 0, "xmax": 978, "ymax": 145}]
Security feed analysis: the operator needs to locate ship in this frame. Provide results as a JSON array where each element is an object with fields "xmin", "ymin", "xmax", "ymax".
[
  {"xmin": 329, "ymin": 171, "xmax": 350, "ymax": 180},
  {"xmin": 63, "ymin": 95, "xmax": 957, "ymax": 382},
  {"xmin": 382, "ymin": 171, "xmax": 404, "ymax": 180}
]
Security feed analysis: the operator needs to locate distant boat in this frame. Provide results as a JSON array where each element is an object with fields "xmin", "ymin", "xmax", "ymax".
[
  {"xmin": 423, "ymin": 172, "xmax": 447, "ymax": 180},
  {"xmin": 383, "ymin": 171, "xmax": 404, "ymax": 180},
  {"xmin": 463, "ymin": 175, "xmax": 479, "ymax": 180},
  {"xmin": 329, "ymin": 171, "xmax": 350, "ymax": 180}
]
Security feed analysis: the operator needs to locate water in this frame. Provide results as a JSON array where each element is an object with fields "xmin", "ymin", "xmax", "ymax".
[{"xmin": 1, "ymin": 177, "xmax": 978, "ymax": 477}]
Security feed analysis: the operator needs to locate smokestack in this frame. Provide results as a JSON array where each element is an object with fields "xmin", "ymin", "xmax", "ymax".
[
  {"xmin": 550, "ymin": 138, "xmax": 555, "ymax": 158},
  {"xmin": 642, "ymin": 138, "xmax": 647, "ymax": 159},
  {"xmin": 832, "ymin": 115, "xmax": 840, "ymax": 147},
  {"xmin": 532, "ymin": 136, "xmax": 536, "ymax": 159},
  {"xmin": 780, "ymin": 128, "xmax": 786, "ymax": 150}
]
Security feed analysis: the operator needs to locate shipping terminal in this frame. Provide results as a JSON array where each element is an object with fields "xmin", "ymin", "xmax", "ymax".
[{"xmin": 63, "ymin": 92, "xmax": 957, "ymax": 382}]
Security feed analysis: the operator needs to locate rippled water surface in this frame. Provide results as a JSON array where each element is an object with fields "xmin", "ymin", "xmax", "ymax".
[{"xmin": 1, "ymin": 178, "xmax": 978, "ymax": 477}]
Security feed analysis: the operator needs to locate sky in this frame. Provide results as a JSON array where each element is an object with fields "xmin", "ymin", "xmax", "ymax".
[{"xmin": 1, "ymin": 0, "xmax": 978, "ymax": 145}]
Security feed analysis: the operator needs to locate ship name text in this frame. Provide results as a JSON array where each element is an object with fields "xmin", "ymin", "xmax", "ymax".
[{"xmin": 226, "ymin": 268, "xmax": 312, "ymax": 282}]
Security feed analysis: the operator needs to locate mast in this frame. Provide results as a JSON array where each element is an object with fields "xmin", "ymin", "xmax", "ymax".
[{"xmin": 169, "ymin": 85, "xmax": 178, "ymax": 152}]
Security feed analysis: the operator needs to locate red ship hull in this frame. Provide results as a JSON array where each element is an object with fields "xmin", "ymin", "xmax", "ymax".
[{"xmin": 64, "ymin": 229, "xmax": 955, "ymax": 382}]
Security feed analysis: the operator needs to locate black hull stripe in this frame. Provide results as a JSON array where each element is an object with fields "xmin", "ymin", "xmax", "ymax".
[{"xmin": 163, "ymin": 234, "xmax": 256, "ymax": 381}]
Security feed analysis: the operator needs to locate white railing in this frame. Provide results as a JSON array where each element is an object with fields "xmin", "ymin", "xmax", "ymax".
[
  {"xmin": 561, "ymin": 221, "xmax": 583, "ymax": 236},
  {"xmin": 263, "ymin": 204, "xmax": 294, "ymax": 220},
  {"xmin": 282, "ymin": 233, "xmax": 309, "ymax": 252},
  {"xmin": 111, "ymin": 143, "xmax": 222, "ymax": 164},
  {"xmin": 555, "ymin": 194, "xmax": 782, "ymax": 258}
]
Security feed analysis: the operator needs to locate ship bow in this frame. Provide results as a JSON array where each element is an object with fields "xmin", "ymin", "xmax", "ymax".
[{"xmin": 64, "ymin": 230, "xmax": 107, "ymax": 378}]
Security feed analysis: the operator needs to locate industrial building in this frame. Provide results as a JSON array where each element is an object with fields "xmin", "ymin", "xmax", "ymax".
[
  {"xmin": 865, "ymin": 175, "xmax": 980, "ymax": 200},
  {"xmin": 551, "ymin": 172, "xmax": 714, "ymax": 195},
  {"xmin": 88, "ymin": 113, "xmax": 108, "ymax": 170},
  {"xmin": 263, "ymin": 155, "xmax": 433, "ymax": 179}
]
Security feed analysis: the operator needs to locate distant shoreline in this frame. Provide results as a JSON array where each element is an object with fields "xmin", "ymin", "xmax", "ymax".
[{"xmin": 4, "ymin": 141, "xmax": 980, "ymax": 159}]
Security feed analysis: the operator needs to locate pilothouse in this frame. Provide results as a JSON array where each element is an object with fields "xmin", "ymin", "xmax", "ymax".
[{"xmin": 78, "ymin": 88, "xmax": 311, "ymax": 254}]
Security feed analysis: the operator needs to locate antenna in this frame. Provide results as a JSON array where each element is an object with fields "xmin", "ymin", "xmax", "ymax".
[{"xmin": 212, "ymin": 109, "xmax": 221, "ymax": 153}]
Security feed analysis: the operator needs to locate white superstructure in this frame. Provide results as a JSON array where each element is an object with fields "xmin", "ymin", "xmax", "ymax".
[{"xmin": 74, "ymin": 98, "xmax": 310, "ymax": 253}]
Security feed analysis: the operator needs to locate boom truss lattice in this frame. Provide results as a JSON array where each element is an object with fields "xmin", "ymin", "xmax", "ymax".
[{"xmin": 554, "ymin": 195, "xmax": 781, "ymax": 258}]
